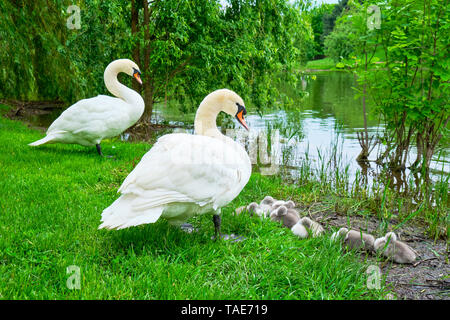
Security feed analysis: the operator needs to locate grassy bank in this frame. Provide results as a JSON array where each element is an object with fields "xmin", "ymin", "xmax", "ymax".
[
  {"xmin": 303, "ymin": 48, "xmax": 386, "ymax": 71},
  {"xmin": 0, "ymin": 104, "xmax": 390, "ymax": 299},
  {"xmin": 304, "ymin": 57, "xmax": 337, "ymax": 71}
]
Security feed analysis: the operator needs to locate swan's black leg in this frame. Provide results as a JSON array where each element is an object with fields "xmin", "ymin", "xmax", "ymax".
[
  {"xmin": 212, "ymin": 214, "xmax": 245, "ymax": 242},
  {"xmin": 212, "ymin": 214, "xmax": 222, "ymax": 240},
  {"xmin": 96, "ymin": 144, "xmax": 103, "ymax": 156},
  {"xmin": 96, "ymin": 144, "xmax": 115, "ymax": 158}
]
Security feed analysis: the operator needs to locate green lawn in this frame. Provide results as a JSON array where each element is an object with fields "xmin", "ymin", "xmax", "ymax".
[
  {"xmin": 304, "ymin": 48, "xmax": 386, "ymax": 71},
  {"xmin": 0, "ymin": 105, "xmax": 388, "ymax": 299},
  {"xmin": 304, "ymin": 57, "xmax": 336, "ymax": 70}
]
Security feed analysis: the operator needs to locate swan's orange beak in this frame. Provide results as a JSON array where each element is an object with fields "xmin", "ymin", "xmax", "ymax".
[
  {"xmin": 235, "ymin": 109, "xmax": 249, "ymax": 131},
  {"xmin": 133, "ymin": 71, "xmax": 142, "ymax": 85}
]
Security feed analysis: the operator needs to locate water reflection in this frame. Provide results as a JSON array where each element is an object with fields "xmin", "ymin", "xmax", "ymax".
[
  {"xmin": 16, "ymin": 72, "xmax": 448, "ymax": 190},
  {"xmin": 121, "ymin": 72, "xmax": 449, "ymax": 189}
]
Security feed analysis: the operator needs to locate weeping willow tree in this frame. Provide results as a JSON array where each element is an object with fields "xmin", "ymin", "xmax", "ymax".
[
  {"xmin": 0, "ymin": 0, "xmax": 313, "ymax": 121},
  {"xmin": 0, "ymin": 0, "xmax": 72, "ymax": 101},
  {"xmin": 0, "ymin": 0, "xmax": 131, "ymax": 103}
]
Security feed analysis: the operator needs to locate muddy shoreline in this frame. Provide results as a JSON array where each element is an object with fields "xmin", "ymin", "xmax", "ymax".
[{"xmin": 304, "ymin": 203, "xmax": 449, "ymax": 300}]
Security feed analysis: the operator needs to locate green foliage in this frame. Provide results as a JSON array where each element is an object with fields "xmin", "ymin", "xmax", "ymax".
[
  {"xmin": 0, "ymin": 0, "xmax": 71, "ymax": 101},
  {"xmin": 0, "ymin": 0, "xmax": 314, "ymax": 117},
  {"xmin": 322, "ymin": 0, "xmax": 349, "ymax": 38},
  {"xmin": 138, "ymin": 0, "xmax": 314, "ymax": 114},
  {"xmin": 0, "ymin": 0, "xmax": 132, "ymax": 103},
  {"xmin": 350, "ymin": 0, "xmax": 449, "ymax": 171},
  {"xmin": 324, "ymin": 14, "xmax": 357, "ymax": 61},
  {"xmin": 64, "ymin": 0, "xmax": 132, "ymax": 100},
  {"xmin": 308, "ymin": 3, "xmax": 335, "ymax": 59}
]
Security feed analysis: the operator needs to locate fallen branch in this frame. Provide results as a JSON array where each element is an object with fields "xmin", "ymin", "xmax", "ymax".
[{"xmin": 413, "ymin": 257, "xmax": 438, "ymax": 267}]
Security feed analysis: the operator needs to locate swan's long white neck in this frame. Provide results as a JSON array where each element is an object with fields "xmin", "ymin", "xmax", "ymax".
[
  {"xmin": 104, "ymin": 61, "xmax": 145, "ymax": 112},
  {"xmin": 194, "ymin": 99, "xmax": 225, "ymax": 140}
]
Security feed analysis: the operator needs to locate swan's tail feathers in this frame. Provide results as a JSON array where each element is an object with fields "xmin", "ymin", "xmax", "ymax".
[
  {"xmin": 98, "ymin": 194, "xmax": 164, "ymax": 230},
  {"xmin": 28, "ymin": 135, "xmax": 55, "ymax": 146}
]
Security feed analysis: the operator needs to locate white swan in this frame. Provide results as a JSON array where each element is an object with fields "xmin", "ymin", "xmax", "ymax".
[
  {"xmin": 29, "ymin": 59, "xmax": 144, "ymax": 155},
  {"xmin": 99, "ymin": 89, "xmax": 252, "ymax": 238}
]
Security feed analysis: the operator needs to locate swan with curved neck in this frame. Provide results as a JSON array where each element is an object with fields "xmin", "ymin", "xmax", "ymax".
[
  {"xmin": 99, "ymin": 89, "xmax": 251, "ymax": 240},
  {"xmin": 194, "ymin": 89, "xmax": 248, "ymax": 139},
  {"xmin": 29, "ymin": 59, "xmax": 144, "ymax": 155}
]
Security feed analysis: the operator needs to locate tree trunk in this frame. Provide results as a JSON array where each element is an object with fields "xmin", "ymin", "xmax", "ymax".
[
  {"xmin": 131, "ymin": 0, "xmax": 141, "ymax": 93},
  {"xmin": 142, "ymin": 0, "xmax": 153, "ymax": 122},
  {"xmin": 142, "ymin": 83, "xmax": 154, "ymax": 123}
]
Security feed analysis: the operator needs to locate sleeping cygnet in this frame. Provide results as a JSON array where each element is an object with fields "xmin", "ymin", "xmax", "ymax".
[
  {"xmin": 299, "ymin": 217, "xmax": 324, "ymax": 237},
  {"xmin": 271, "ymin": 200, "xmax": 286, "ymax": 211},
  {"xmin": 374, "ymin": 232, "xmax": 417, "ymax": 264},
  {"xmin": 258, "ymin": 196, "xmax": 276, "ymax": 218},
  {"xmin": 291, "ymin": 221, "xmax": 309, "ymax": 239},
  {"xmin": 270, "ymin": 205, "xmax": 300, "ymax": 229},
  {"xmin": 331, "ymin": 227, "xmax": 375, "ymax": 252},
  {"xmin": 284, "ymin": 200, "xmax": 296, "ymax": 209},
  {"xmin": 235, "ymin": 202, "xmax": 259, "ymax": 216},
  {"xmin": 271, "ymin": 199, "xmax": 295, "ymax": 210}
]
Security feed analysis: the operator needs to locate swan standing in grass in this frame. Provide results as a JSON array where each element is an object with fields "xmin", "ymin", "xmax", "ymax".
[
  {"xmin": 99, "ymin": 89, "xmax": 251, "ymax": 239},
  {"xmin": 29, "ymin": 59, "xmax": 144, "ymax": 156}
]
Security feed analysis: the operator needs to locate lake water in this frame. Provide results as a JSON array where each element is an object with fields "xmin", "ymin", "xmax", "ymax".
[
  {"xmin": 149, "ymin": 72, "xmax": 449, "ymax": 187},
  {"xmin": 20, "ymin": 71, "xmax": 449, "ymax": 187}
]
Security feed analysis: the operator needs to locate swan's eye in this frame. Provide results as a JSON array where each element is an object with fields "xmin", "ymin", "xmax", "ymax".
[
  {"xmin": 132, "ymin": 67, "xmax": 141, "ymax": 76},
  {"xmin": 235, "ymin": 103, "xmax": 249, "ymax": 131},
  {"xmin": 236, "ymin": 102, "xmax": 246, "ymax": 115}
]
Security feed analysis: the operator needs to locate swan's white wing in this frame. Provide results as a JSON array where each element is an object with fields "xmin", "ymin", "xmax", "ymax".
[
  {"xmin": 47, "ymin": 95, "xmax": 133, "ymax": 144},
  {"xmin": 99, "ymin": 133, "xmax": 251, "ymax": 229},
  {"xmin": 119, "ymin": 133, "xmax": 250, "ymax": 211}
]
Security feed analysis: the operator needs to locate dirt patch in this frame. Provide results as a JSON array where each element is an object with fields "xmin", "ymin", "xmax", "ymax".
[
  {"xmin": 1, "ymin": 99, "xmax": 65, "ymax": 132},
  {"xmin": 123, "ymin": 120, "xmax": 193, "ymax": 143},
  {"xmin": 301, "ymin": 202, "xmax": 449, "ymax": 300}
]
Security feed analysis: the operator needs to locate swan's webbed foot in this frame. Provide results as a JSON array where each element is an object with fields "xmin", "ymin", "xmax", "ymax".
[
  {"xmin": 211, "ymin": 214, "xmax": 245, "ymax": 242},
  {"xmin": 180, "ymin": 223, "xmax": 198, "ymax": 233},
  {"xmin": 213, "ymin": 233, "xmax": 246, "ymax": 242}
]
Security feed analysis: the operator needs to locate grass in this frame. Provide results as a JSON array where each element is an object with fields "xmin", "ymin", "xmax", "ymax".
[
  {"xmin": 304, "ymin": 58, "xmax": 336, "ymax": 71},
  {"xmin": 303, "ymin": 48, "xmax": 386, "ymax": 72},
  {"xmin": 0, "ymin": 104, "xmax": 389, "ymax": 299},
  {"xmin": 282, "ymin": 135, "xmax": 449, "ymax": 240}
]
